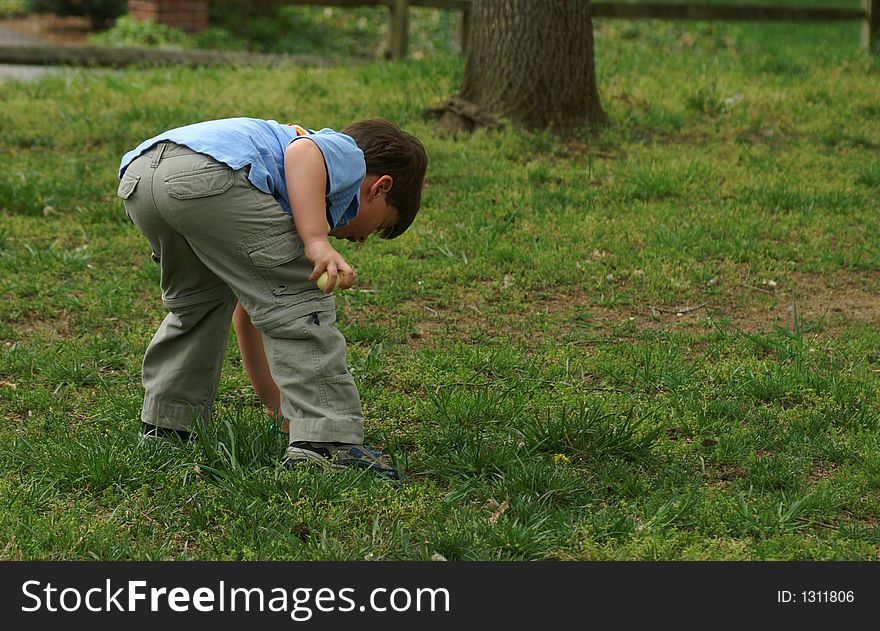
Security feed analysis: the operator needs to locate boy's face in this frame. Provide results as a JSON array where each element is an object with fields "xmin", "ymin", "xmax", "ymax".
[{"xmin": 330, "ymin": 175, "xmax": 399, "ymax": 243}]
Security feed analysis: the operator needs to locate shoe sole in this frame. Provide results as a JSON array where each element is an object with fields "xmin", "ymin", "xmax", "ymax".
[
  {"xmin": 284, "ymin": 446, "xmax": 333, "ymax": 471},
  {"xmin": 137, "ymin": 433, "xmax": 179, "ymax": 449},
  {"xmin": 284, "ymin": 446, "xmax": 400, "ymax": 480}
]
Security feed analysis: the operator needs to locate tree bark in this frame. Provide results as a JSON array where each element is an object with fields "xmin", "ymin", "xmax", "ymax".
[{"xmin": 430, "ymin": 0, "xmax": 606, "ymax": 135}]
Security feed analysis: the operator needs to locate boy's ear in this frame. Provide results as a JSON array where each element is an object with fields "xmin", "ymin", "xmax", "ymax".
[{"xmin": 372, "ymin": 175, "xmax": 393, "ymax": 196}]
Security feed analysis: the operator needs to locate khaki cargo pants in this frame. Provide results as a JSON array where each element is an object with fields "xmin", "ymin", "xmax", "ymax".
[{"xmin": 118, "ymin": 141, "xmax": 364, "ymax": 445}]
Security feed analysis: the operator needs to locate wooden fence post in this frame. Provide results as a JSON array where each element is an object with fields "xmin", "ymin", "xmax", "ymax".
[
  {"xmin": 388, "ymin": 0, "xmax": 410, "ymax": 60},
  {"xmin": 862, "ymin": 0, "xmax": 880, "ymax": 52}
]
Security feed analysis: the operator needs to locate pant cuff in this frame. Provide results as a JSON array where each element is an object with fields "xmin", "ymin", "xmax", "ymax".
[
  {"xmin": 288, "ymin": 415, "xmax": 364, "ymax": 445},
  {"xmin": 142, "ymin": 396, "xmax": 211, "ymax": 432}
]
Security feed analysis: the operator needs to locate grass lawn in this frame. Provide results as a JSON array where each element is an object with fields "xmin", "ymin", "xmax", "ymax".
[{"xmin": 1, "ymin": 7, "xmax": 879, "ymax": 560}]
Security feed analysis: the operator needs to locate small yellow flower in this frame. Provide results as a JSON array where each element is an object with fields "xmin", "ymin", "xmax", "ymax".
[{"xmin": 553, "ymin": 453, "xmax": 570, "ymax": 465}]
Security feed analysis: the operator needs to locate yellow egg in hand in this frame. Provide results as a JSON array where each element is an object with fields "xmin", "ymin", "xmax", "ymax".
[{"xmin": 316, "ymin": 271, "xmax": 330, "ymax": 292}]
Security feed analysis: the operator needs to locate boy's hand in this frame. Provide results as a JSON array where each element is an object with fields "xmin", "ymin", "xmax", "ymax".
[
  {"xmin": 284, "ymin": 140, "xmax": 355, "ymax": 293},
  {"xmin": 304, "ymin": 238, "xmax": 356, "ymax": 292}
]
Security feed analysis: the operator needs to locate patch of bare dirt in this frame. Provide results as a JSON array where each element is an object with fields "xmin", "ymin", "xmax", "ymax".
[
  {"xmin": 346, "ymin": 268, "xmax": 880, "ymax": 350},
  {"xmin": 5, "ymin": 309, "xmax": 71, "ymax": 342},
  {"xmin": 637, "ymin": 269, "xmax": 880, "ymax": 337},
  {"xmin": 704, "ymin": 463, "xmax": 747, "ymax": 488},
  {"xmin": 805, "ymin": 462, "xmax": 838, "ymax": 486}
]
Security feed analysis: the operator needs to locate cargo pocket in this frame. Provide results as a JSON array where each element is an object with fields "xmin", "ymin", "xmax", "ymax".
[
  {"xmin": 308, "ymin": 309, "xmax": 362, "ymax": 415},
  {"xmin": 117, "ymin": 171, "xmax": 140, "ymax": 199},
  {"xmin": 318, "ymin": 372, "xmax": 362, "ymax": 414},
  {"xmin": 244, "ymin": 229, "xmax": 309, "ymax": 298},
  {"xmin": 164, "ymin": 165, "xmax": 234, "ymax": 200}
]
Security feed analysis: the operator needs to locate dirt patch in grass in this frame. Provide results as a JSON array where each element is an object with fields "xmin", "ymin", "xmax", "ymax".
[
  {"xmin": 639, "ymin": 269, "xmax": 880, "ymax": 336},
  {"xmin": 805, "ymin": 462, "xmax": 837, "ymax": 486},
  {"xmin": 4, "ymin": 309, "xmax": 71, "ymax": 342},
  {"xmin": 349, "ymin": 268, "xmax": 880, "ymax": 350},
  {"xmin": 352, "ymin": 283, "xmax": 588, "ymax": 350},
  {"xmin": 704, "ymin": 463, "xmax": 747, "ymax": 487}
]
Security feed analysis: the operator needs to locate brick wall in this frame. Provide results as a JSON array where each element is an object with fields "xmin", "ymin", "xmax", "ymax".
[{"xmin": 128, "ymin": 0, "xmax": 210, "ymax": 34}]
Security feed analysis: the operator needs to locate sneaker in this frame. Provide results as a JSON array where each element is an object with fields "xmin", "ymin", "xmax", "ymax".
[
  {"xmin": 137, "ymin": 422, "xmax": 193, "ymax": 448},
  {"xmin": 285, "ymin": 441, "xmax": 400, "ymax": 480}
]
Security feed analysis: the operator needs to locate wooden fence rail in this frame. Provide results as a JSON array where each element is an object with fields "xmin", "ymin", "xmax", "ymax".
[
  {"xmin": 593, "ymin": 3, "xmax": 864, "ymax": 21},
  {"xmin": 221, "ymin": 0, "xmax": 876, "ymax": 58}
]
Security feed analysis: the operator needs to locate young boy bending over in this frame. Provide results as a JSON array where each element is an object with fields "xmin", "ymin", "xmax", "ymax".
[{"xmin": 117, "ymin": 117, "xmax": 427, "ymax": 479}]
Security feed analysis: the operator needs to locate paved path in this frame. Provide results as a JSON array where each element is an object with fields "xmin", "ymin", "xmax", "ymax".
[{"xmin": 0, "ymin": 24, "xmax": 57, "ymax": 81}]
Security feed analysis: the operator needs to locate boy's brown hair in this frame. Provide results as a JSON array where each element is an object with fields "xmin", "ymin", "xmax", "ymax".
[{"xmin": 342, "ymin": 119, "xmax": 427, "ymax": 239}]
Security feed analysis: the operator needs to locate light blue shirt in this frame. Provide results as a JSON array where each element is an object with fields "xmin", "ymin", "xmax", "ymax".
[{"xmin": 118, "ymin": 117, "xmax": 366, "ymax": 229}]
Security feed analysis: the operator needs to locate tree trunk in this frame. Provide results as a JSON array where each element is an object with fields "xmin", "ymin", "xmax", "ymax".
[{"xmin": 430, "ymin": 0, "xmax": 606, "ymax": 135}]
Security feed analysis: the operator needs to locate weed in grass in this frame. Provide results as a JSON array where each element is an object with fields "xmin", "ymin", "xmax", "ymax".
[
  {"xmin": 746, "ymin": 455, "xmax": 804, "ymax": 494},
  {"xmin": 425, "ymin": 429, "xmax": 511, "ymax": 480},
  {"xmin": 43, "ymin": 352, "xmax": 102, "ymax": 389},
  {"xmin": 568, "ymin": 310, "xmax": 595, "ymax": 330},
  {"xmin": 490, "ymin": 456, "xmax": 590, "ymax": 509},
  {"xmin": 587, "ymin": 509, "xmax": 635, "ymax": 544},
  {"xmin": 692, "ymin": 397, "xmax": 749, "ymax": 436},
  {"xmin": 2, "ymin": 476, "xmax": 58, "ymax": 515},
  {"xmin": 347, "ymin": 342, "xmax": 387, "ymax": 383},
  {"xmin": 511, "ymin": 402, "xmax": 662, "ymax": 462},
  {"xmin": 479, "ymin": 209, "xmax": 520, "ymax": 255},
  {"xmin": 843, "ymin": 242, "xmax": 875, "ymax": 272},
  {"xmin": 772, "ymin": 491, "xmax": 825, "ymax": 532},
  {"xmin": 729, "ymin": 493, "xmax": 769, "ymax": 538},
  {"xmin": 746, "ymin": 184, "xmax": 814, "ymax": 214},
  {"xmin": 66, "ymin": 436, "xmax": 140, "ymax": 491},
  {"xmin": 603, "ymin": 466, "xmax": 652, "ymax": 500},
  {"xmin": 527, "ymin": 162, "xmax": 553, "ymax": 186},
  {"xmin": 422, "ymin": 520, "xmax": 479, "ymax": 560},
  {"xmin": 45, "ymin": 431, "xmax": 166, "ymax": 493},
  {"xmin": 609, "ymin": 342, "xmax": 699, "ymax": 394},
  {"xmin": 737, "ymin": 302, "xmax": 821, "ymax": 374},
  {"xmin": 640, "ymin": 487, "xmax": 703, "ymax": 532},
  {"xmin": 643, "ymin": 103, "xmax": 686, "ymax": 133},
  {"xmin": 706, "ymin": 433, "xmax": 753, "ymax": 466},
  {"xmin": 728, "ymin": 363, "xmax": 806, "ymax": 405},
  {"xmin": 731, "ymin": 486, "xmax": 846, "ymax": 542},
  {"xmin": 188, "ymin": 408, "xmax": 284, "ymax": 481},
  {"xmin": 864, "ymin": 454, "xmax": 880, "ymax": 491},
  {"xmin": 427, "ymin": 384, "xmax": 528, "ymax": 429},
  {"xmin": 649, "ymin": 215, "xmax": 723, "ymax": 256},
  {"xmin": 820, "ymin": 125, "xmax": 880, "ymax": 150},
  {"xmin": 481, "ymin": 508, "xmax": 568, "ymax": 560}
]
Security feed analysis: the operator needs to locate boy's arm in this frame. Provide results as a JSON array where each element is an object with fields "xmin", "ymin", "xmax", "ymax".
[
  {"xmin": 284, "ymin": 139, "xmax": 356, "ymax": 292},
  {"xmin": 232, "ymin": 302, "xmax": 282, "ymax": 423}
]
